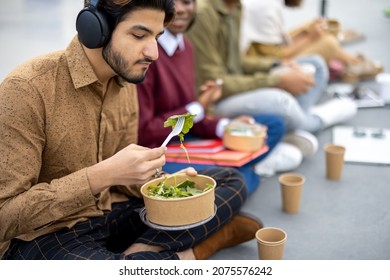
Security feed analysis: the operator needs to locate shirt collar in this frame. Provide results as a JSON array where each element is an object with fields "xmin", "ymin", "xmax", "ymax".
[
  {"xmin": 158, "ymin": 30, "xmax": 185, "ymax": 57},
  {"xmin": 66, "ymin": 36, "xmax": 99, "ymax": 89}
]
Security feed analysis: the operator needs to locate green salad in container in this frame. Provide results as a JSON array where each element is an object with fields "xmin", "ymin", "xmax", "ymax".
[{"xmin": 146, "ymin": 176, "xmax": 214, "ymax": 199}]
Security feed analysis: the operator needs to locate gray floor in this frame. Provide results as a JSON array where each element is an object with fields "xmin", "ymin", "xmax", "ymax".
[{"xmin": 1, "ymin": 0, "xmax": 389, "ymax": 260}]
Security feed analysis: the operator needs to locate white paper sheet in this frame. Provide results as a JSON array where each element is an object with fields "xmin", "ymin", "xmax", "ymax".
[{"xmin": 332, "ymin": 126, "xmax": 390, "ymax": 165}]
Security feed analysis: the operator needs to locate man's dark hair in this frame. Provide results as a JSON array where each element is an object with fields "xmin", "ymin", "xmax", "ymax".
[{"xmin": 100, "ymin": 0, "xmax": 175, "ymax": 27}]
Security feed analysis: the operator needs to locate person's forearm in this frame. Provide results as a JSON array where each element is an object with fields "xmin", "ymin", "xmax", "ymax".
[
  {"xmin": 220, "ymin": 72, "xmax": 280, "ymax": 98},
  {"xmin": 0, "ymin": 169, "xmax": 96, "ymax": 242},
  {"xmin": 87, "ymin": 160, "xmax": 113, "ymax": 195}
]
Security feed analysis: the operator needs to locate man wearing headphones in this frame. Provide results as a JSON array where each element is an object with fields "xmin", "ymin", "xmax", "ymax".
[{"xmin": 0, "ymin": 0, "xmax": 262, "ymax": 260}]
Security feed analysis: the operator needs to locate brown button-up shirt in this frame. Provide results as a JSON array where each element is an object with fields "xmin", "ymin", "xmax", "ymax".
[{"xmin": 0, "ymin": 36, "xmax": 139, "ymax": 258}]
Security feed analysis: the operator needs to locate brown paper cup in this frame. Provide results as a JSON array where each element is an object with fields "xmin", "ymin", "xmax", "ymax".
[
  {"xmin": 324, "ymin": 144, "xmax": 346, "ymax": 180},
  {"xmin": 279, "ymin": 173, "xmax": 305, "ymax": 214},
  {"xmin": 256, "ymin": 227, "xmax": 287, "ymax": 260},
  {"xmin": 327, "ymin": 19, "xmax": 340, "ymax": 37}
]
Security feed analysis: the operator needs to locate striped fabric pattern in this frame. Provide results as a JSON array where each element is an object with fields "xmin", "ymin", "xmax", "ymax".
[{"xmin": 3, "ymin": 167, "xmax": 247, "ymax": 260}]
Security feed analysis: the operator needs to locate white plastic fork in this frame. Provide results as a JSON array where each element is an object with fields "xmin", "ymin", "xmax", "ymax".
[{"xmin": 161, "ymin": 116, "xmax": 185, "ymax": 147}]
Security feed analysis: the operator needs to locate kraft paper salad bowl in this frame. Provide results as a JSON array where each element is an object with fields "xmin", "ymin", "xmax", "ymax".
[
  {"xmin": 140, "ymin": 173, "xmax": 216, "ymax": 227},
  {"xmin": 223, "ymin": 121, "xmax": 267, "ymax": 152}
]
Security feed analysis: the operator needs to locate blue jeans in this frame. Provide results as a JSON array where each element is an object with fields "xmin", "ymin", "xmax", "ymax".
[{"xmin": 163, "ymin": 114, "xmax": 285, "ymax": 194}]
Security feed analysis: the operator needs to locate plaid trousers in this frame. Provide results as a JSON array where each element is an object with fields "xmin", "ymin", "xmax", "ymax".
[{"xmin": 3, "ymin": 167, "xmax": 247, "ymax": 260}]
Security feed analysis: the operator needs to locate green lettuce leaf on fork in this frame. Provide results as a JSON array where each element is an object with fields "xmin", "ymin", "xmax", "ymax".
[{"xmin": 164, "ymin": 112, "xmax": 196, "ymax": 162}]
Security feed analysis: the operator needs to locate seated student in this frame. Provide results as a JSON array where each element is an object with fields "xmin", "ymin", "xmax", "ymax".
[
  {"xmin": 240, "ymin": 0, "xmax": 383, "ymax": 82},
  {"xmin": 0, "ymin": 0, "xmax": 263, "ymax": 260},
  {"xmin": 187, "ymin": 0, "xmax": 357, "ymax": 147},
  {"xmin": 137, "ymin": 0, "xmax": 306, "ymax": 193}
]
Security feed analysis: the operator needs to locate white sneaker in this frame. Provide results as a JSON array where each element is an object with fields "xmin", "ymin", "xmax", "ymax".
[
  {"xmin": 310, "ymin": 97, "xmax": 357, "ymax": 128},
  {"xmin": 254, "ymin": 143, "xmax": 303, "ymax": 177},
  {"xmin": 283, "ymin": 130, "xmax": 319, "ymax": 157}
]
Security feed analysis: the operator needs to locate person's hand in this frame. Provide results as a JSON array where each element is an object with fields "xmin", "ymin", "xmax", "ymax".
[
  {"xmin": 276, "ymin": 69, "xmax": 315, "ymax": 97},
  {"xmin": 232, "ymin": 115, "xmax": 255, "ymax": 125},
  {"xmin": 87, "ymin": 144, "xmax": 166, "ymax": 195},
  {"xmin": 316, "ymin": 18, "xmax": 328, "ymax": 27},
  {"xmin": 228, "ymin": 116, "xmax": 268, "ymax": 136},
  {"xmin": 280, "ymin": 59, "xmax": 299, "ymax": 69},
  {"xmin": 198, "ymin": 79, "xmax": 223, "ymax": 109},
  {"xmin": 307, "ymin": 18, "xmax": 327, "ymax": 40}
]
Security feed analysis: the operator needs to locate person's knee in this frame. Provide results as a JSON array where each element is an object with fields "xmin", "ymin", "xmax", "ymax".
[
  {"xmin": 256, "ymin": 114, "xmax": 285, "ymax": 143},
  {"xmin": 270, "ymin": 116, "xmax": 286, "ymax": 144},
  {"xmin": 311, "ymin": 55, "xmax": 330, "ymax": 82},
  {"xmin": 269, "ymin": 115, "xmax": 286, "ymax": 135},
  {"xmin": 226, "ymin": 167, "xmax": 249, "ymax": 201},
  {"xmin": 318, "ymin": 34, "xmax": 341, "ymax": 59},
  {"xmin": 201, "ymin": 167, "xmax": 247, "ymax": 197},
  {"xmin": 321, "ymin": 33, "xmax": 339, "ymax": 47},
  {"xmin": 253, "ymin": 114, "xmax": 285, "ymax": 132}
]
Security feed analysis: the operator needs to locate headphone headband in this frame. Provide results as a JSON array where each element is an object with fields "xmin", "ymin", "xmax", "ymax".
[{"xmin": 90, "ymin": 0, "xmax": 100, "ymax": 8}]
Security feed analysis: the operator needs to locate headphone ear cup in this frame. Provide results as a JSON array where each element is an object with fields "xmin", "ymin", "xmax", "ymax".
[{"xmin": 76, "ymin": 8, "xmax": 111, "ymax": 49}]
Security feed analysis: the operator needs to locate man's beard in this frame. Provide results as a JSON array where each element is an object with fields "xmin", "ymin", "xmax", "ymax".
[{"xmin": 102, "ymin": 42, "xmax": 148, "ymax": 84}]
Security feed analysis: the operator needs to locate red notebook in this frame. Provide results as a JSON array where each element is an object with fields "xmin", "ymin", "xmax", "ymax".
[
  {"xmin": 166, "ymin": 144, "xmax": 269, "ymax": 167},
  {"xmin": 166, "ymin": 139, "xmax": 225, "ymax": 153}
]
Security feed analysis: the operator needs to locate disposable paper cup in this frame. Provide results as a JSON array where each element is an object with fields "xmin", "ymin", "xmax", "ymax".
[
  {"xmin": 376, "ymin": 73, "xmax": 390, "ymax": 104},
  {"xmin": 278, "ymin": 173, "xmax": 305, "ymax": 214},
  {"xmin": 327, "ymin": 19, "xmax": 340, "ymax": 37},
  {"xmin": 324, "ymin": 144, "xmax": 346, "ymax": 180},
  {"xmin": 256, "ymin": 227, "xmax": 287, "ymax": 260},
  {"xmin": 300, "ymin": 63, "xmax": 316, "ymax": 82}
]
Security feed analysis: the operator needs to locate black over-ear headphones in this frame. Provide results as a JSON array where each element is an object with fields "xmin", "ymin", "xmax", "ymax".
[{"xmin": 76, "ymin": 0, "xmax": 111, "ymax": 49}]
